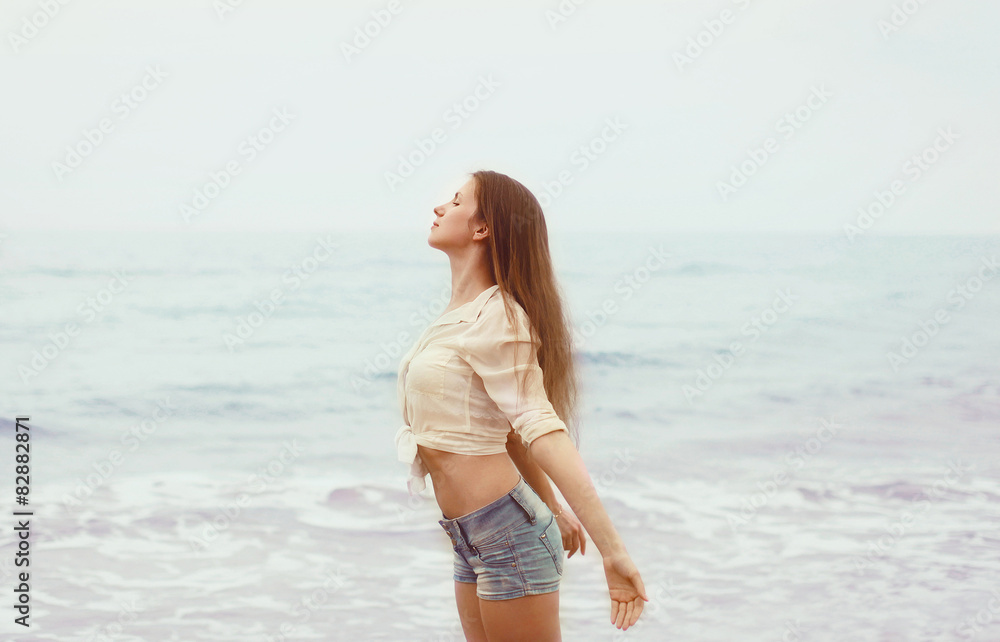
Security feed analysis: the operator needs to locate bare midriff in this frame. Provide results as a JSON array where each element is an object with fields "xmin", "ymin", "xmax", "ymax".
[{"xmin": 417, "ymin": 444, "xmax": 521, "ymax": 520}]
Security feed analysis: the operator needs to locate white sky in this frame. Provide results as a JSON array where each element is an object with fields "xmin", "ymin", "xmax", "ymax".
[{"xmin": 1, "ymin": 0, "xmax": 997, "ymax": 234}]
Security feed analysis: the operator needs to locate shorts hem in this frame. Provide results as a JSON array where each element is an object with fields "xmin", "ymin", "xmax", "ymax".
[
  {"xmin": 476, "ymin": 583, "xmax": 561, "ymax": 601},
  {"xmin": 454, "ymin": 576, "xmax": 477, "ymax": 584}
]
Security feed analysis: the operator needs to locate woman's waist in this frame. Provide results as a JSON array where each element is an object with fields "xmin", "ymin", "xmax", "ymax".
[{"xmin": 417, "ymin": 444, "xmax": 522, "ymax": 518}]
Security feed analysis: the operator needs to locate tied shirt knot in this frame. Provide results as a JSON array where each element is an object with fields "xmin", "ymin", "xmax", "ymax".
[{"xmin": 394, "ymin": 424, "xmax": 428, "ymax": 496}]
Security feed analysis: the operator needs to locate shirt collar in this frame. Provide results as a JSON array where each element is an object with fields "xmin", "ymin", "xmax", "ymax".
[{"xmin": 430, "ymin": 284, "xmax": 500, "ymax": 327}]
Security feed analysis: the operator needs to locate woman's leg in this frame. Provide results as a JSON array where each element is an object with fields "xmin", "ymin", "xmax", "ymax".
[
  {"xmin": 455, "ymin": 580, "xmax": 488, "ymax": 641},
  {"xmin": 479, "ymin": 591, "xmax": 561, "ymax": 641}
]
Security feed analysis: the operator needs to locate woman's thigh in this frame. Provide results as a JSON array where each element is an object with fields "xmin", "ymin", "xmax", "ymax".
[
  {"xmin": 478, "ymin": 590, "xmax": 561, "ymax": 641},
  {"xmin": 455, "ymin": 580, "xmax": 488, "ymax": 642}
]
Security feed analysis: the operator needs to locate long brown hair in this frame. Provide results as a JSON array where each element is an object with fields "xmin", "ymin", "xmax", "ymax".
[{"xmin": 470, "ymin": 170, "xmax": 581, "ymax": 450}]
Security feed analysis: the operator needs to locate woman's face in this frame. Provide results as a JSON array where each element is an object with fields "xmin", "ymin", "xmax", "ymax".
[{"xmin": 428, "ymin": 177, "xmax": 483, "ymax": 250}]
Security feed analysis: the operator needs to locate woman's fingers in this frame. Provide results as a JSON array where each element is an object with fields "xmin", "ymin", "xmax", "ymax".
[
  {"xmin": 631, "ymin": 597, "xmax": 644, "ymax": 625},
  {"xmin": 611, "ymin": 599, "xmax": 645, "ymax": 630},
  {"xmin": 570, "ymin": 532, "xmax": 582, "ymax": 558},
  {"xmin": 603, "ymin": 553, "xmax": 648, "ymax": 629},
  {"xmin": 557, "ymin": 512, "xmax": 587, "ymax": 558},
  {"xmin": 562, "ymin": 523, "xmax": 586, "ymax": 558},
  {"xmin": 612, "ymin": 597, "xmax": 643, "ymax": 630}
]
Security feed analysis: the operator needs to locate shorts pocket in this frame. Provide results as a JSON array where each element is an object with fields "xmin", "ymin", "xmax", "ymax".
[
  {"xmin": 470, "ymin": 524, "xmax": 511, "ymax": 549},
  {"xmin": 476, "ymin": 532, "xmax": 516, "ymax": 568},
  {"xmin": 538, "ymin": 515, "xmax": 564, "ymax": 576}
]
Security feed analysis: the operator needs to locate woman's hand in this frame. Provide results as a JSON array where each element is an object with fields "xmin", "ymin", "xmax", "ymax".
[
  {"xmin": 602, "ymin": 551, "xmax": 649, "ymax": 630},
  {"xmin": 554, "ymin": 506, "xmax": 587, "ymax": 558}
]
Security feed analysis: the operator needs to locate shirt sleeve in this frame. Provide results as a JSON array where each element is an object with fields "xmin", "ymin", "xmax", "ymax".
[{"xmin": 461, "ymin": 299, "xmax": 569, "ymax": 447}]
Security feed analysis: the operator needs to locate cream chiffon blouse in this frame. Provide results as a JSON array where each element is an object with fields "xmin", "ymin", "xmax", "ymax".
[{"xmin": 395, "ymin": 284, "xmax": 568, "ymax": 495}]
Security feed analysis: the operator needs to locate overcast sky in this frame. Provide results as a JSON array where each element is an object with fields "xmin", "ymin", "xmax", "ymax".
[{"xmin": 1, "ymin": 0, "xmax": 997, "ymax": 234}]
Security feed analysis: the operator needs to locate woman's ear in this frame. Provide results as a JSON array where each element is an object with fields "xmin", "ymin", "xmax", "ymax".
[{"xmin": 471, "ymin": 216, "xmax": 489, "ymax": 240}]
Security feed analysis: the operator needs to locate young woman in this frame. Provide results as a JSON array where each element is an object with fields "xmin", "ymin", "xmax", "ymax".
[{"xmin": 395, "ymin": 170, "xmax": 648, "ymax": 640}]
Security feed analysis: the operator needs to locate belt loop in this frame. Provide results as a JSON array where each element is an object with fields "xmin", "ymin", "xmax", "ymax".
[{"xmin": 510, "ymin": 484, "xmax": 536, "ymax": 525}]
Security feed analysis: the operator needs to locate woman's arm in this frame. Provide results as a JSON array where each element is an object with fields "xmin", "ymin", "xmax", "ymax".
[
  {"xmin": 505, "ymin": 429, "xmax": 559, "ymax": 507},
  {"xmin": 506, "ymin": 429, "xmax": 588, "ymax": 556},
  {"xmin": 528, "ymin": 428, "xmax": 648, "ymax": 630},
  {"xmin": 527, "ymin": 429, "xmax": 625, "ymax": 556}
]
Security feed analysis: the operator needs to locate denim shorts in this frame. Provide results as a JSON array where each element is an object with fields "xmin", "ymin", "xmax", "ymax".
[{"xmin": 438, "ymin": 475, "xmax": 564, "ymax": 600}]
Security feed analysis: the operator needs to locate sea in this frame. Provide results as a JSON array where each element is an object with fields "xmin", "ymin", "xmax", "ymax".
[{"xmin": 0, "ymin": 229, "xmax": 998, "ymax": 641}]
